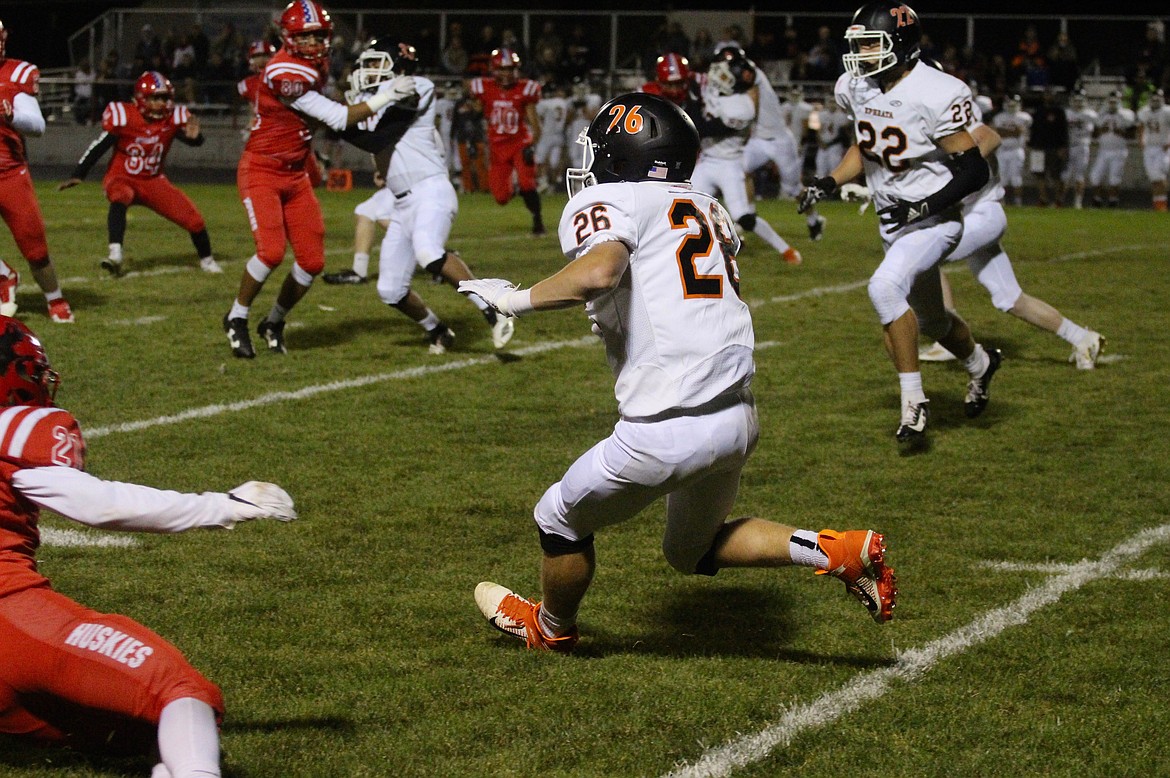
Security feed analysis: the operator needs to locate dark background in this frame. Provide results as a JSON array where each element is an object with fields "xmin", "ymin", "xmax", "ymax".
[{"xmin": 4, "ymin": 1, "xmax": 1168, "ymax": 68}]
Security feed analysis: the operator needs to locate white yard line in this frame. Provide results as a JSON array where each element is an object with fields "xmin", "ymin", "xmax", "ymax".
[
  {"xmin": 41, "ymin": 527, "xmax": 140, "ymax": 548},
  {"xmin": 664, "ymin": 522, "xmax": 1170, "ymax": 778}
]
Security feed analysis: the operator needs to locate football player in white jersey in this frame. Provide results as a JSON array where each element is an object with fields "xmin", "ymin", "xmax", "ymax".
[
  {"xmin": 459, "ymin": 93, "xmax": 896, "ymax": 652},
  {"xmin": 338, "ymin": 39, "xmax": 514, "ymax": 352},
  {"xmin": 1090, "ymin": 90, "xmax": 1136, "ymax": 208},
  {"xmin": 1136, "ymin": 88, "xmax": 1170, "ymax": 211},
  {"xmin": 991, "ymin": 94, "xmax": 1031, "ymax": 206},
  {"xmin": 533, "ymin": 83, "xmax": 571, "ymax": 193},
  {"xmin": 919, "ymin": 103, "xmax": 1105, "ymax": 370},
  {"xmin": 814, "ymin": 97, "xmax": 851, "ymax": 188},
  {"xmin": 691, "ymin": 47, "xmax": 803, "ymax": 265},
  {"xmin": 1060, "ymin": 88, "xmax": 1098, "ymax": 209},
  {"xmin": 799, "ymin": 0, "xmax": 1000, "ymax": 444}
]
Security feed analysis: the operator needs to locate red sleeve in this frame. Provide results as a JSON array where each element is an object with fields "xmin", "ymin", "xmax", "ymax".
[
  {"xmin": 8, "ymin": 61, "xmax": 39, "ymax": 97},
  {"xmin": 0, "ymin": 407, "xmax": 86, "ymax": 471}
]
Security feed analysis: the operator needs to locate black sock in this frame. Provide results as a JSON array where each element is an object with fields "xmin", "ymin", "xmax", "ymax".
[
  {"xmin": 191, "ymin": 228, "xmax": 212, "ymax": 258},
  {"xmin": 107, "ymin": 203, "xmax": 128, "ymax": 244},
  {"xmin": 520, "ymin": 189, "xmax": 543, "ymax": 229}
]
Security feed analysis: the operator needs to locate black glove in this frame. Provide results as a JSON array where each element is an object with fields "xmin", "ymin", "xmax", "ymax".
[
  {"xmin": 521, "ymin": 145, "xmax": 535, "ymax": 166},
  {"xmin": 877, "ymin": 198, "xmax": 930, "ymax": 230},
  {"xmin": 797, "ymin": 176, "xmax": 837, "ymax": 213}
]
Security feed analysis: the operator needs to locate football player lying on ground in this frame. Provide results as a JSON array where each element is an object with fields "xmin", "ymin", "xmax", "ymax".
[
  {"xmin": 0, "ymin": 316, "xmax": 296, "ymax": 776},
  {"xmin": 459, "ymin": 93, "xmax": 896, "ymax": 653}
]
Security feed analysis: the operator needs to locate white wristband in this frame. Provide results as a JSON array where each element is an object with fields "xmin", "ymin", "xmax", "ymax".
[
  {"xmin": 502, "ymin": 288, "xmax": 535, "ymax": 317},
  {"xmin": 364, "ymin": 90, "xmax": 394, "ymax": 114}
]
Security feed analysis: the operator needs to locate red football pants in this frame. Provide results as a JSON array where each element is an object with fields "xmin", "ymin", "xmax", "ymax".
[
  {"xmin": 0, "ymin": 166, "xmax": 49, "ymax": 263},
  {"xmin": 0, "ymin": 585, "xmax": 224, "ymax": 750},
  {"xmin": 488, "ymin": 141, "xmax": 537, "ymax": 205},
  {"xmin": 238, "ymin": 153, "xmax": 325, "ymax": 274},
  {"xmin": 104, "ymin": 173, "xmax": 207, "ymax": 234}
]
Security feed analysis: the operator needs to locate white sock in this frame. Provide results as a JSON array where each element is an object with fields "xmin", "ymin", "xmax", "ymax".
[
  {"xmin": 157, "ymin": 698, "xmax": 221, "ymax": 778},
  {"xmin": 963, "ymin": 344, "xmax": 990, "ymax": 377},
  {"xmin": 789, "ymin": 529, "xmax": 828, "ymax": 569},
  {"xmin": 747, "ymin": 216, "xmax": 790, "ymax": 252},
  {"xmin": 464, "ymin": 291, "xmax": 490, "ymax": 312},
  {"xmin": 109, "ymin": 243, "xmax": 123, "ymax": 262},
  {"xmin": 352, "ymin": 252, "xmax": 369, "ymax": 278},
  {"xmin": 898, "ymin": 371, "xmax": 926, "ymax": 405},
  {"xmin": 228, "ymin": 301, "xmax": 249, "ymax": 321},
  {"xmin": 44, "ymin": 289, "xmax": 64, "ymax": 303},
  {"xmin": 419, "ymin": 310, "xmax": 440, "ymax": 331},
  {"xmin": 537, "ymin": 603, "xmax": 576, "ymax": 636},
  {"xmin": 1056, "ymin": 318, "xmax": 1090, "ymax": 346}
]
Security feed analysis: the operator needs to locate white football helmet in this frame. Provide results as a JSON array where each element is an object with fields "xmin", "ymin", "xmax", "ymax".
[
  {"xmin": 1151, "ymin": 89, "xmax": 1165, "ymax": 110},
  {"xmin": 1106, "ymin": 90, "xmax": 1122, "ymax": 112},
  {"xmin": 1070, "ymin": 89, "xmax": 1087, "ymax": 110},
  {"xmin": 1004, "ymin": 94, "xmax": 1022, "ymax": 113}
]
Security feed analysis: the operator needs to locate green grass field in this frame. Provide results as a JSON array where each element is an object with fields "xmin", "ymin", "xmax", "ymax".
[{"xmin": 2, "ymin": 179, "xmax": 1169, "ymax": 777}]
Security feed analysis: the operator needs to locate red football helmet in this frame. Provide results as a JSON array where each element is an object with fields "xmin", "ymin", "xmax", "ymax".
[
  {"xmin": 655, "ymin": 53, "xmax": 691, "ymax": 105},
  {"xmin": 0, "ymin": 19, "xmax": 8, "ymax": 61},
  {"xmin": 490, "ymin": 47, "xmax": 520, "ymax": 86},
  {"xmin": 0, "ymin": 316, "xmax": 59, "ymax": 407},
  {"xmin": 248, "ymin": 39, "xmax": 276, "ymax": 73},
  {"xmin": 134, "ymin": 71, "xmax": 174, "ymax": 121},
  {"xmin": 280, "ymin": 0, "xmax": 333, "ymax": 64}
]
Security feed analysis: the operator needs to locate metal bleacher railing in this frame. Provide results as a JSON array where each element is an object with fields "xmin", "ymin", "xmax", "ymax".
[{"xmin": 40, "ymin": 7, "xmax": 1166, "ymax": 128}]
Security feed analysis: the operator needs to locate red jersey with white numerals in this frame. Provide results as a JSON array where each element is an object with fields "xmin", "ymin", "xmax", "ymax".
[
  {"xmin": 101, "ymin": 101, "xmax": 190, "ymax": 179},
  {"xmin": 469, "ymin": 77, "xmax": 542, "ymax": 146},
  {"xmin": 0, "ymin": 58, "xmax": 40, "ymax": 175},
  {"xmin": 244, "ymin": 49, "xmax": 326, "ymax": 166},
  {"xmin": 237, "ymin": 73, "xmax": 262, "ymax": 104},
  {"xmin": 0, "ymin": 406, "xmax": 87, "ymax": 598}
]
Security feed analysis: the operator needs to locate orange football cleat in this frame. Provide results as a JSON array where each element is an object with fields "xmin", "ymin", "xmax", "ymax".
[
  {"xmin": 474, "ymin": 582, "xmax": 579, "ymax": 652},
  {"xmin": 815, "ymin": 529, "xmax": 897, "ymax": 623},
  {"xmin": 47, "ymin": 298, "xmax": 74, "ymax": 324},
  {"xmin": 782, "ymin": 247, "xmax": 803, "ymax": 265}
]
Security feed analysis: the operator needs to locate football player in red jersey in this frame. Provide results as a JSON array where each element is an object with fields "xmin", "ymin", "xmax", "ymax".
[
  {"xmin": 225, "ymin": 0, "xmax": 405, "ymax": 359},
  {"xmin": 0, "ymin": 19, "xmax": 74, "ymax": 323},
  {"xmin": 58, "ymin": 71, "xmax": 222, "ymax": 277},
  {"xmin": 0, "ymin": 315, "xmax": 296, "ymax": 775},
  {"xmin": 469, "ymin": 48, "xmax": 546, "ymax": 236},
  {"xmin": 640, "ymin": 53, "xmax": 693, "ymax": 106}
]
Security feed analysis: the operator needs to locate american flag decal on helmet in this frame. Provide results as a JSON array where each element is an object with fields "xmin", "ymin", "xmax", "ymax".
[
  {"xmin": 297, "ymin": 0, "xmax": 320, "ymax": 25},
  {"xmin": 648, "ymin": 164, "xmax": 669, "ymax": 179}
]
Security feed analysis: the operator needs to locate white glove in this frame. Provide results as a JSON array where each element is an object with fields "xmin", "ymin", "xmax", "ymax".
[
  {"xmin": 840, "ymin": 182, "xmax": 872, "ymax": 214},
  {"xmin": 364, "ymin": 76, "xmax": 417, "ymax": 113},
  {"xmin": 457, "ymin": 278, "xmax": 534, "ymax": 318},
  {"xmin": 227, "ymin": 481, "xmax": 297, "ymax": 523}
]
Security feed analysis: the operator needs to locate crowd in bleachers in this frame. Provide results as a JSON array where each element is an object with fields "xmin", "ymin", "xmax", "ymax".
[{"xmin": 66, "ymin": 14, "xmax": 1170, "ymax": 131}]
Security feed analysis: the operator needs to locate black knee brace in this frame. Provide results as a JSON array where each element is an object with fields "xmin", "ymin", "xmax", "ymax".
[
  {"xmin": 736, "ymin": 213, "xmax": 757, "ymax": 232},
  {"xmin": 538, "ymin": 527, "xmax": 594, "ymax": 556}
]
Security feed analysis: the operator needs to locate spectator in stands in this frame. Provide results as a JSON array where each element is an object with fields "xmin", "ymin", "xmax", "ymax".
[
  {"xmin": 442, "ymin": 31, "xmax": 469, "ymax": 75},
  {"xmin": 664, "ymin": 22, "xmax": 691, "ymax": 58},
  {"xmin": 984, "ymin": 54, "xmax": 1011, "ymax": 105},
  {"xmin": 806, "ymin": 25, "xmax": 841, "ymax": 81},
  {"xmin": 71, "ymin": 59, "xmax": 95, "ymax": 125},
  {"xmin": 1046, "ymin": 30, "xmax": 1080, "ymax": 92},
  {"xmin": 500, "ymin": 29, "xmax": 528, "ymax": 74},
  {"xmin": 714, "ymin": 24, "xmax": 745, "ymax": 53},
  {"xmin": 1133, "ymin": 20, "xmax": 1167, "ymax": 87},
  {"xmin": 1010, "ymin": 23, "xmax": 1042, "ymax": 74},
  {"xmin": 534, "ymin": 21, "xmax": 563, "ymax": 66},
  {"xmin": 135, "ymin": 24, "xmax": 162, "ymax": 65},
  {"xmin": 1027, "ymin": 89, "xmax": 1069, "ymax": 207},
  {"xmin": 211, "ymin": 22, "xmax": 243, "ymax": 66},
  {"xmin": 454, "ymin": 87, "xmax": 489, "ymax": 194},
  {"xmin": 190, "ymin": 23, "xmax": 209, "ymax": 72},
  {"xmin": 94, "ymin": 50, "xmax": 122, "ymax": 109},
  {"xmin": 563, "ymin": 24, "xmax": 596, "ymax": 83},
  {"xmin": 1125, "ymin": 61, "xmax": 1159, "ymax": 111},
  {"xmin": 170, "ymin": 33, "xmax": 197, "ymax": 104},
  {"xmin": 468, "ymin": 24, "xmax": 498, "ymax": 76}
]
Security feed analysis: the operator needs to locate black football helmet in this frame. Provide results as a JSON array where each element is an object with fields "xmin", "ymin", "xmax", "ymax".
[
  {"xmin": 566, "ymin": 92, "xmax": 699, "ymax": 196},
  {"xmin": 842, "ymin": 1, "xmax": 922, "ymax": 81},
  {"xmin": 708, "ymin": 46, "xmax": 757, "ymax": 94},
  {"xmin": 349, "ymin": 38, "xmax": 418, "ymax": 94}
]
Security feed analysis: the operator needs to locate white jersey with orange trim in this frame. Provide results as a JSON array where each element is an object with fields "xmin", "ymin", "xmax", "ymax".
[
  {"xmin": 835, "ymin": 62, "xmax": 976, "ymax": 213},
  {"xmin": 557, "ymin": 180, "xmax": 753, "ymax": 418}
]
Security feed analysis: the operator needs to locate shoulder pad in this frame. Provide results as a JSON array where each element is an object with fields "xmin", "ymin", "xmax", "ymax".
[
  {"xmin": 0, "ymin": 406, "xmax": 86, "ymax": 470},
  {"xmin": 7, "ymin": 61, "xmax": 39, "ymax": 95}
]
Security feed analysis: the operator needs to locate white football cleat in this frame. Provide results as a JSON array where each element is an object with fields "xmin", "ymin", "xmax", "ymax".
[
  {"xmin": 491, "ymin": 316, "xmax": 515, "ymax": 349},
  {"xmin": 918, "ymin": 341, "xmax": 957, "ymax": 362},
  {"xmin": 0, "ymin": 267, "xmax": 17, "ymax": 317},
  {"xmin": 200, "ymin": 256, "xmax": 224, "ymax": 274}
]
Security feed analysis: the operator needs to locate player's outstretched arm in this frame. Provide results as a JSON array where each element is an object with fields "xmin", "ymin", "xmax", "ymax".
[
  {"xmin": 458, "ymin": 241, "xmax": 630, "ymax": 317},
  {"xmin": 11, "ymin": 466, "xmax": 296, "ymax": 533}
]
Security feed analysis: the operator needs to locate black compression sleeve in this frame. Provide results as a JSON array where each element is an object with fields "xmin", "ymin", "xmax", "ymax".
[{"xmin": 922, "ymin": 147, "xmax": 990, "ymax": 215}]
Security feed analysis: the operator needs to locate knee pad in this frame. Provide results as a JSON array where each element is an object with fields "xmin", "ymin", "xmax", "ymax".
[
  {"xmin": 290, "ymin": 263, "xmax": 316, "ymax": 286},
  {"xmin": 379, "ymin": 280, "xmax": 411, "ymax": 307},
  {"xmin": 246, "ymin": 255, "xmax": 274, "ymax": 283},
  {"xmin": 867, "ymin": 275, "xmax": 910, "ymax": 325},
  {"xmin": 662, "ymin": 537, "xmax": 719, "ymax": 576},
  {"xmin": 736, "ymin": 213, "xmax": 757, "ymax": 232},
  {"xmin": 424, "ymin": 255, "xmax": 447, "ymax": 277}
]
